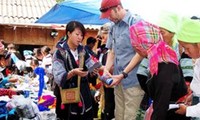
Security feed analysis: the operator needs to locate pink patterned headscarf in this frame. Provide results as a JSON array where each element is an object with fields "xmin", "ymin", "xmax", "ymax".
[{"xmin": 129, "ymin": 20, "xmax": 179, "ymax": 76}]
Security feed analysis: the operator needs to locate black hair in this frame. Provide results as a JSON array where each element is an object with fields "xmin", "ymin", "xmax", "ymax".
[
  {"xmin": 33, "ymin": 48, "xmax": 42, "ymax": 56},
  {"xmin": 41, "ymin": 46, "xmax": 51, "ymax": 54},
  {"xmin": 191, "ymin": 16, "xmax": 200, "ymax": 20},
  {"xmin": 30, "ymin": 59, "xmax": 39, "ymax": 67},
  {"xmin": 86, "ymin": 37, "xmax": 97, "ymax": 45},
  {"xmin": 65, "ymin": 21, "xmax": 86, "ymax": 39},
  {"xmin": 7, "ymin": 43, "xmax": 18, "ymax": 50},
  {"xmin": 0, "ymin": 50, "xmax": 9, "ymax": 59},
  {"xmin": 100, "ymin": 44, "xmax": 108, "ymax": 51}
]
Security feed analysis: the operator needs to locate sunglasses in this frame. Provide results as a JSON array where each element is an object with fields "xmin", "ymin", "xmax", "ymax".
[{"xmin": 100, "ymin": 5, "xmax": 118, "ymax": 13}]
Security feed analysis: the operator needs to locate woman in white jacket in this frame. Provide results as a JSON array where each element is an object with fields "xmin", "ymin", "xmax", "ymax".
[
  {"xmin": 175, "ymin": 18, "xmax": 200, "ymax": 119},
  {"xmin": 41, "ymin": 46, "xmax": 53, "ymax": 90},
  {"xmin": 41, "ymin": 46, "xmax": 53, "ymax": 74}
]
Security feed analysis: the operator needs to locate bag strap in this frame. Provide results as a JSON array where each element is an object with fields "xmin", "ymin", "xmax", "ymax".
[
  {"xmin": 77, "ymin": 51, "xmax": 85, "ymax": 89},
  {"xmin": 59, "ymin": 49, "xmax": 73, "ymax": 70}
]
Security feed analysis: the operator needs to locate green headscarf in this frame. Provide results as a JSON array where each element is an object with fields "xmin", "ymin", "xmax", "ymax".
[
  {"xmin": 157, "ymin": 11, "xmax": 180, "ymax": 33},
  {"xmin": 157, "ymin": 11, "xmax": 180, "ymax": 48},
  {"xmin": 177, "ymin": 17, "xmax": 200, "ymax": 43}
]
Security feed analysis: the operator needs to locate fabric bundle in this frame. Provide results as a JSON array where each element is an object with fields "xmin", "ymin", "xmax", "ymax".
[
  {"xmin": 34, "ymin": 67, "xmax": 45, "ymax": 101},
  {"xmin": 38, "ymin": 95, "xmax": 56, "ymax": 111},
  {"xmin": 0, "ymin": 89, "xmax": 17, "ymax": 98}
]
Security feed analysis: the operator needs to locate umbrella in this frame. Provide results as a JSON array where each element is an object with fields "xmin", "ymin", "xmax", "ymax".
[{"xmin": 35, "ymin": 0, "xmax": 109, "ymax": 25}]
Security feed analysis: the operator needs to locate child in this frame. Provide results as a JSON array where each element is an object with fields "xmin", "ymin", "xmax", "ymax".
[{"xmin": 30, "ymin": 59, "xmax": 46, "ymax": 101}]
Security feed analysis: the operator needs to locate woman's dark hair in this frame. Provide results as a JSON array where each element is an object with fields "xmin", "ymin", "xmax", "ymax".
[
  {"xmin": 86, "ymin": 37, "xmax": 97, "ymax": 45},
  {"xmin": 33, "ymin": 48, "xmax": 42, "ymax": 56},
  {"xmin": 191, "ymin": 16, "xmax": 199, "ymax": 20},
  {"xmin": 7, "ymin": 43, "xmax": 18, "ymax": 50},
  {"xmin": 65, "ymin": 21, "xmax": 86, "ymax": 39},
  {"xmin": 30, "ymin": 59, "xmax": 39, "ymax": 66},
  {"xmin": 41, "ymin": 46, "xmax": 51, "ymax": 54}
]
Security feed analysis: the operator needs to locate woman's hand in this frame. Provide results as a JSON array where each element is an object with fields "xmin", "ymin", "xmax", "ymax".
[
  {"xmin": 175, "ymin": 104, "xmax": 187, "ymax": 115},
  {"xmin": 90, "ymin": 68, "xmax": 99, "ymax": 77},
  {"xmin": 9, "ymin": 77, "xmax": 18, "ymax": 83},
  {"xmin": 73, "ymin": 68, "xmax": 88, "ymax": 77},
  {"xmin": 185, "ymin": 94, "xmax": 192, "ymax": 106}
]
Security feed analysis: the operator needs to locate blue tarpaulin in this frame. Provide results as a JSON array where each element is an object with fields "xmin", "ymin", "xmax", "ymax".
[{"xmin": 35, "ymin": 0, "xmax": 109, "ymax": 25}]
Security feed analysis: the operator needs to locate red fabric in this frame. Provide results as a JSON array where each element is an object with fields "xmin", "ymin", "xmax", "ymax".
[
  {"xmin": 177, "ymin": 81, "xmax": 192, "ymax": 103},
  {"xmin": 61, "ymin": 104, "xmax": 65, "ymax": 110},
  {"xmin": 99, "ymin": 70, "xmax": 103, "ymax": 76},
  {"xmin": 5, "ymin": 68, "xmax": 12, "ymax": 76},
  {"xmin": 144, "ymin": 104, "xmax": 153, "ymax": 120},
  {"xmin": 78, "ymin": 101, "xmax": 83, "ymax": 107},
  {"xmin": 0, "ymin": 88, "xmax": 17, "ymax": 98},
  {"xmin": 94, "ymin": 82, "xmax": 102, "ymax": 89}
]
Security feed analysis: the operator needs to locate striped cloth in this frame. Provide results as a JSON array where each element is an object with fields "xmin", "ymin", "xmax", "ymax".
[{"xmin": 129, "ymin": 20, "xmax": 179, "ymax": 76}]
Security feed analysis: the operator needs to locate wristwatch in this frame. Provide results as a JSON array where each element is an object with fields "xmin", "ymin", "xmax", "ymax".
[{"xmin": 122, "ymin": 71, "xmax": 128, "ymax": 78}]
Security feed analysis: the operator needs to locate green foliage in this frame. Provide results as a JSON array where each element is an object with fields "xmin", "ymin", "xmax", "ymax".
[{"xmin": 136, "ymin": 108, "xmax": 145, "ymax": 120}]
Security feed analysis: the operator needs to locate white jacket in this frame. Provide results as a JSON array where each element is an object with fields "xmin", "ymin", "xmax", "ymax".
[{"xmin": 186, "ymin": 58, "xmax": 200, "ymax": 118}]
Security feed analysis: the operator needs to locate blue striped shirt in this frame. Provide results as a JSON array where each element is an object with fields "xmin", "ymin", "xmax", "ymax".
[{"xmin": 106, "ymin": 11, "xmax": 142, "ymax": 89}]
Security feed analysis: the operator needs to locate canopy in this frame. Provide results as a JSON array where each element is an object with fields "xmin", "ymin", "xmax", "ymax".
[{"xmin": 35, "ymin": 0, "xmax": 109, "ymax": 25}]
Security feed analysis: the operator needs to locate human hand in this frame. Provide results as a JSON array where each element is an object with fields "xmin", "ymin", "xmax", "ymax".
[
  {"xmin": 90, "ymin": 68, "xmax": 99, "ymax": 77},
  {"xmin": 185, "ymin": 94, "xmax": 192, "ymax": 106},
  {"xmin": 175, "ymin": 104, "xmax": 187, "ymax": 115},
  {"xmin": 9, "ymin": 77, "xmax": 18, "ymax": 83},
  {"xmin": 109, "ymin": 74, "xmax": 123, "ymax": 87},
  {"xmin": 73, "ymin": 68, "xmax": 88, "ymax": 77}
]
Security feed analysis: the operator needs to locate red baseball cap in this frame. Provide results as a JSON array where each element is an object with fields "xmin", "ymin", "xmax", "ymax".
[{"xmin": 100, "ymin": 0, "xmax": 121, "ymax": 18}]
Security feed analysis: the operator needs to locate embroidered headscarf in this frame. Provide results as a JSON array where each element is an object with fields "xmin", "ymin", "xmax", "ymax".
[
  {"xmin": 177, "ymin": 17, "xmax": 200, "ymax": 43},
  {"xmin": 129, "ymin": 20, "xmax": 179, "ymax": 76}
]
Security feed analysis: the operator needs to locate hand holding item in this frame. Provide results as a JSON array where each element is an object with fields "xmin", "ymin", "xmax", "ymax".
[
  {"xmin": 99, "ymin": 75, "xmax": 113, "ymax": 85},
  {"xmin": 175, "ymin": 104, "xmax": 187, "ymax": 115},
  {"xmin": 109, "ymin": 74, "xmax": 123, "ymax": 87},
  {"xmin": 73, "ymin": 68, "xmax": 88, "ymax": 77},
  {"xmin": 90, "ymin": 68, "xmax": 99, "ymax": 77},
  {"xmin": 184, "ymin": 94, "xmax": 192, "ymax": 106},
  {"xmin": 8, "ymin": 77, "xmax": 18, "ymax": 83}
]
